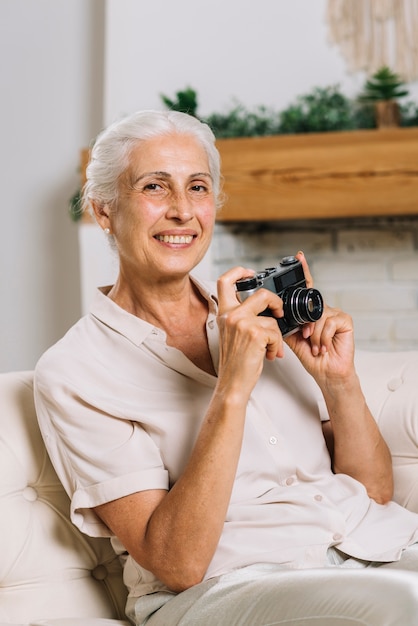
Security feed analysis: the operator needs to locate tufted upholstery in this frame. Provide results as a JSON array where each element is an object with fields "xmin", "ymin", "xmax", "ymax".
[
  {"xmin": 354, "ymin": 350, "xmax": 418, "ymax": 513},
  {"xmin": 0, "ymin": 371, "xmax": 129, "ymax": 626},
  {"xmin": 1, "ymin": 352, "xmax": 418, "ymax": 625}
]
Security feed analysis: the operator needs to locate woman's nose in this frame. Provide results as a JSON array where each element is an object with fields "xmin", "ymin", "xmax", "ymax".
[{"xmin": 166, "ymin": 191, "xmax": 193, "ymax": 221}]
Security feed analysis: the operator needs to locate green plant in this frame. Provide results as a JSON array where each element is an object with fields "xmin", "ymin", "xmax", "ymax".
[
  {"xmin": 277, "ymin": 86, "xmax": 356, "ymax": 134},
  {"xmin": 400, "ymin": 100, "xmax": 418, "ymax": 127},
  {"xmin": 350, "ymin": 102, "xmax": 376, "ymax": 129},
  {"xmin": 160, "ymin": 86, "xmax": 199, "ymax": 117},
  {"xmin": 159, "ymin": 85, "xmax": 375, "ymax": 137},
  {"xmin": 359, "ymin": 66, "xmax": 409, "ymax": 102},
  {"xmin": 69, "ymin": 189, "xmax": 83, "ymax": 222},
  {"xmin": 205, "ymin": 102, "xmax": 281, "ymax": 138}
]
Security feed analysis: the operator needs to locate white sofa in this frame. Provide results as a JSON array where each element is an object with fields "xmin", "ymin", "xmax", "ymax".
[{"xmin": 2, "ymin": 350, "xmax": 418, "ymax": 625}]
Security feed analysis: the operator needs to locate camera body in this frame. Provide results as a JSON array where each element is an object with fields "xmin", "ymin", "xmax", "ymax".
[{"xmin": 235, "ymin": 256, "xmax": 324, "ymax": 337}]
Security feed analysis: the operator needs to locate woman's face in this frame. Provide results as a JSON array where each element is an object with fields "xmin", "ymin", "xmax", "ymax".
[{"xmin": 108, "ymin": 133, "xmax": 216, "ymax": 285}]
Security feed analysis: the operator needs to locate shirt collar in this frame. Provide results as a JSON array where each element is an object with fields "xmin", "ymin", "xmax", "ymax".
[{"xmin": 89, "ymin": 274, "xmax": 218, "ymax": 347}]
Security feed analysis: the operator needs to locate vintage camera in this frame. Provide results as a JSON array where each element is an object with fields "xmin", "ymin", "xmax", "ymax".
[{"xmin": 235, "ymin": 256, "xmax": 324, "ymax": 337}]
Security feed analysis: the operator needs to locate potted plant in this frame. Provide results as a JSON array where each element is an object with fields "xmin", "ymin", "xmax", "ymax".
[{"xmin": 358, "ymin": 66, "xmax": 409, "ymax": 128}]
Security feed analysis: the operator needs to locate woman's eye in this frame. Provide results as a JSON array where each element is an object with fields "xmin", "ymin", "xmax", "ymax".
[
  {"xmin": 144, "ymin": 183, "xmax": 161, "ymax": 191},
  {"xmin": 191, "ymin": 184, "xmax": 207, "ymax": 192}
]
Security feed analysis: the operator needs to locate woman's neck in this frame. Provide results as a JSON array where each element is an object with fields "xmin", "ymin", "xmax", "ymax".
[
  {"xmin": 108, "ymin": 273, "xmax": 201, "ymax": 327},
  {"xmin": 107, "ymin": 273, "xmax": 216, "ymax": 375}
]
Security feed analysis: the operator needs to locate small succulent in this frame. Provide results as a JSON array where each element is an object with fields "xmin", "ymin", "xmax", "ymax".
[{"xmin": 359, "ymin": 66, "xmax": 409, "ymax": 102}]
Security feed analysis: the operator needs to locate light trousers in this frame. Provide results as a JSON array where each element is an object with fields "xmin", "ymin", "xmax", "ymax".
[{"xmin": 126, "ymin": 545, "xmax": 418, "ymax": 626}]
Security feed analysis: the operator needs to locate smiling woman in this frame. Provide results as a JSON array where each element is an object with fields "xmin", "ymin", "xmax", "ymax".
[
  {"xmin": 35, "ymin": 110, "xmax": 418, "ymax": 626},
  {"xmin": 80, "ymin": 112, "xmax": 221, "ymax": 323}
]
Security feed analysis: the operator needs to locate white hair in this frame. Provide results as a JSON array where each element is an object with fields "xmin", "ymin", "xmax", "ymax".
[{"xmin": 82, "ymin": 109, "xmax": 223, "ymax": 215}]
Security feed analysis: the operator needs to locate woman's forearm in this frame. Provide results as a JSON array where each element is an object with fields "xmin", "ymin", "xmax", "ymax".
[
  {"xmin": 321, "ymin": 373, "xmax": 393, "ymax": 504},
  {"xmin": 139, "ymin": 387, "xmax": 249, "ymax": 591}
]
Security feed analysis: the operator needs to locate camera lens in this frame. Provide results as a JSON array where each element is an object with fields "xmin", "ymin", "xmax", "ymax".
[{"xmin": 286, "ymin": 287, "xmax": 323, "ymax": 324}]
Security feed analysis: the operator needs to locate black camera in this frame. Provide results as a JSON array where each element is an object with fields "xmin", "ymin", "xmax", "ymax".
[{"xmin": 235, "ymin": 256, "xmax": 324, "ymax": 337}]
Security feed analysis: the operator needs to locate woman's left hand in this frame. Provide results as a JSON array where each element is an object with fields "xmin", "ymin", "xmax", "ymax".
[{"xmin": 285, "ymin": 252, "xmax": 356, "ymax": 387}]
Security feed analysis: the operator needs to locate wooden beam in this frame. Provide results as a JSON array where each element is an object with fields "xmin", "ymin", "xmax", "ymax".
[{"xmin": 215, "ymin": 127, "xmax": 418, "ymax": 221}]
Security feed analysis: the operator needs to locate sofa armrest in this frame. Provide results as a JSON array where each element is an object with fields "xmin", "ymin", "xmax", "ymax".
[{"xmin": 355, "ymin": 350, "xmax": 418, "ymax": 512}]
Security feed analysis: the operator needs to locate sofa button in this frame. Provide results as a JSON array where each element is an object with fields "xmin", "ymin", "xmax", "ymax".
[
  {"xmin": 92, "ymin": 564, "xmax": 108, "ymax": 580},
  {"xmin": 22, "ymin": 486, "xmax": 38, "ymax": 502},
  {"xmin": 387, "ymin": 377, "xmax": 403, "ymax": 391}
]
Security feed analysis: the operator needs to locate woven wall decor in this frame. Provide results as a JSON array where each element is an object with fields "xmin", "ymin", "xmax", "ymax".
[{"xmin": 327, "ymin": 0, "xmax": 418, "ymax": 81}]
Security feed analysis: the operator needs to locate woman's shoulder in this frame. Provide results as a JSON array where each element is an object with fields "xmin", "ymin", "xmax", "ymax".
[{"xmin": 34, "ymin": 313, "xmax": 96, "ymax": 383}]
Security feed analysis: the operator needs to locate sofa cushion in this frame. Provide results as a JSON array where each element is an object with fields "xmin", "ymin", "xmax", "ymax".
[
  {"xmin": 0, "ymin": 371, "xmax": 128, "ymax": 625},
  {"xmin": 355, "ymin": 350, "xmax": 418, "ymax": 513}
]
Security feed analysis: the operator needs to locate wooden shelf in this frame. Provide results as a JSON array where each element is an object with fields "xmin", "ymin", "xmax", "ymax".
[
  {"xmin": 216, "ymin": 127, "xmax": 418, "ymax": 221},
  {"xmin": 80, "ymin": 127, "xmax": 418, "ymax": 223}
]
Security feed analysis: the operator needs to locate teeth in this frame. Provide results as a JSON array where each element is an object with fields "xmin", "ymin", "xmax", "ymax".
[{"xmin": 156, "ymin": 235, "xmax": 193, "ymax": 244}]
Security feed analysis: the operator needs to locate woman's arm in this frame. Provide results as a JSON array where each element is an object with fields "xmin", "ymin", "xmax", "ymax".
[
  {"xmin": 286, "ymin": 253, "xmax": 393, "ymax": 504},
  {"xmin": 320, "ymin": 363, "xmax": 393, "ymax": 504}
]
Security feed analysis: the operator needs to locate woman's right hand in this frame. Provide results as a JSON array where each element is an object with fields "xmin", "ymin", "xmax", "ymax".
[{"xmin": 216, "ymin": 266, "xmax": 285, "ymax": 398}]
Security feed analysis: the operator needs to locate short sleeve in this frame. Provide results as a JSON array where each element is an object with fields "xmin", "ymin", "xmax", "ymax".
[{"xmin": 34, "ymin": 359, "xmax": 169, "ymax": 538}]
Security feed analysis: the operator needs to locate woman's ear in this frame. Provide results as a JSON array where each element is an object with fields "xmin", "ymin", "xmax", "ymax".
[{"xmin": 92, "ymin": 201, "xmax": 112, "ymax": 233}]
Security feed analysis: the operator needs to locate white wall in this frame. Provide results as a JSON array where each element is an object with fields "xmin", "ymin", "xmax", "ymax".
[
  {"xmin": 0, "ymin": 0, "xmax": 104, "ymax": 372},
  {"xmin": 104, "ymin": 0, "xmax": 418, "ymax": 123}
]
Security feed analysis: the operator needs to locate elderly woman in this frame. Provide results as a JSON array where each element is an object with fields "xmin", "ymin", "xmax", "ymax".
[{"xmin": 35, "ymin": 110, "xmax": 418, "ymax": 626}]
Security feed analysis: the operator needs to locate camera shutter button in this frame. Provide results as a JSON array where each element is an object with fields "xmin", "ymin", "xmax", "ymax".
[{"xmin": 280, "ymin": 256, "xmax": 298, "ymax": 266}]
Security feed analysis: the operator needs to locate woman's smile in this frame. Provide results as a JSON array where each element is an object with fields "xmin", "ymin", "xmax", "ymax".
[{"xmin": 154, "ymin": 233, "xmax": 196, "ymax": 245}]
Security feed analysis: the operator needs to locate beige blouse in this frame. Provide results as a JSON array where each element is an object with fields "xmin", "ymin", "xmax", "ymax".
[{"xmin": 34, "ymin": 275, "xmax": 418, "ymax": 600}]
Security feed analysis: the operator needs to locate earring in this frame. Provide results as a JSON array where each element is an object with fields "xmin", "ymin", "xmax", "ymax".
[{"xmin": 104, "ymin": 227, "xmax": 110, "ymax": 235}]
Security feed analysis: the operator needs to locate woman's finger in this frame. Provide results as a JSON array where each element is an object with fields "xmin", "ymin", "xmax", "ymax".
[
  {"xmin": 217, "ymin": 266, "xmax": 255, "ymax": 313},
  {"xmin": 296, "ymin": 250, "xmax": 314, "ymax": 288}
]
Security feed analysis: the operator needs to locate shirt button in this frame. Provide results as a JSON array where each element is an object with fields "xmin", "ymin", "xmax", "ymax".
[
  {"xmin": 333, "ymin": 533, "xmax": 343, "ymax": 542},
  {"xmin": 269, "ymin": 436, "xmax": 278, "ymax": 445},
  {"xmin": 314, "ymin": 494, "xmax": 323, "ymax": 502},
  {"xmin": 387, "ymin": 377, "xmax": 403, "ymax": 391},
  {"xmin": 285, "ymin": 477, "xmax": 294, "ymax": 486},
  {"xmin": 208, "ymin": 320, "xmax": 215, "ymax": 329}
]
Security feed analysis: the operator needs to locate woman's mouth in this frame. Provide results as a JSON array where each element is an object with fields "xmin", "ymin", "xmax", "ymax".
[{"xmin": 155, "ymin": 234, "xmax": 194, "ymax": 244}]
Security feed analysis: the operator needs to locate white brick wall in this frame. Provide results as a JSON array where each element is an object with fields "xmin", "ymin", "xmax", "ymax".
[{"xmin": 208, "ymin": 220, "xmax": 418, "ymax": 352}]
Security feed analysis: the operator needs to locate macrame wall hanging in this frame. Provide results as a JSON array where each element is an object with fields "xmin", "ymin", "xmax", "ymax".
[{"xmin": 326, "ymin": 0, "xmax": 418, "ymax": 82}]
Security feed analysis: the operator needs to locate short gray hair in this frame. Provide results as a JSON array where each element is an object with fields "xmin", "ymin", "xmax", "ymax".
[{"xmin": 83, "ymin": 110, "xmax": 223, "ymax": 214}]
